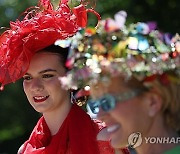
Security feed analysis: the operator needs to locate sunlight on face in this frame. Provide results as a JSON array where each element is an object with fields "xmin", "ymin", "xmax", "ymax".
[{"xmin": 90, "ymin": 76, "xmax": 151, "ymax": 148}]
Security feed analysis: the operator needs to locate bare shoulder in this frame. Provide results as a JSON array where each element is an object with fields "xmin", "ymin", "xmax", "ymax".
[{"xmin": 17, "ymin": 144, "xmax": 24, "ymax": 154}]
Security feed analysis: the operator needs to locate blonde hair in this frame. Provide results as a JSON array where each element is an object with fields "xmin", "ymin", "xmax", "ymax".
[
  {"xmin": 124, "ymin": 75, "xmax": 180, "ymax": 131},
  {"xmin": 148, "ymin": 80, "xmax": 180, "ymax": 131}
]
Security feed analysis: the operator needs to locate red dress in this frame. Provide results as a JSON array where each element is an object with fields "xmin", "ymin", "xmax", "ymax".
[{"xmin": 19, "ymin": 104, "xmax": 129, "ymax": 154}]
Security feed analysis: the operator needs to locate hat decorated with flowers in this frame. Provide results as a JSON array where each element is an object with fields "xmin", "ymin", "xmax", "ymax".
[
  {"xmin": 0, "ymin": 0, "xmax": 100, "ymax": 90},
  {"xmin": 58, "ymin": 11, "xmax": 180, "ymax": 92}
]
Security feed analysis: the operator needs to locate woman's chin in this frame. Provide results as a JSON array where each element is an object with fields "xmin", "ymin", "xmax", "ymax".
[{"xmin": 110, "ymin": 137, "xmax": 127, "ymax": 149}]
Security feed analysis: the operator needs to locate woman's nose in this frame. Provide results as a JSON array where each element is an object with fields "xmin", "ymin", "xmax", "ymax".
[{"xmin": 30, "ymin": 78, "xmax": 44, "ymax": 92}]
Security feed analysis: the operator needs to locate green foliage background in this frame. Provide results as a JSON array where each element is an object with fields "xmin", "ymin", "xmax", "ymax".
[{"xmin": 0, "ymin": 0, "xmax": 179, "ymax": 153}]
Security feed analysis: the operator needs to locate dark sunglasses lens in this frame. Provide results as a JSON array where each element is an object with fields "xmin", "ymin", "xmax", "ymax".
[
  {"xmin": 100, "ymin": 94, "xmax": 116, "ymax": 112},
  {"xmin": 87, "ymin": 99, "xmax": 100, "ymax": 114}
]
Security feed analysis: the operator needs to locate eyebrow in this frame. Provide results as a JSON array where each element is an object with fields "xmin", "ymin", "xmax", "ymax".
[{"xmin": 25, "ymin": 69, "xmax": 57, "ymax": 75}]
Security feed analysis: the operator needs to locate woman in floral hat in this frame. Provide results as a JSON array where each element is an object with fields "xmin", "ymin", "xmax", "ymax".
[
  {"xmin": 62, "ymin": 11, "xmax": 180, "ymax": 154},
  {"xmin": 0, "ymin": 1, "xmax": 129, "ymax": 154}
]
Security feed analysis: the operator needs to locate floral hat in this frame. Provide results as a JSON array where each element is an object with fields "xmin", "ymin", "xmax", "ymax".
[
  {"xmin": 58, "ymin": 11, "xmax": 180, "ymax": 93},
  {"xmin": 0, "ymin": 0, "xmax": 100, "ymax": 90}
]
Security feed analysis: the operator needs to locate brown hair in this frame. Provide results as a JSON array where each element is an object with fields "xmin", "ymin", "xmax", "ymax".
[{"xmin": 39, "ymin": 45, "xmax": 69, "ymax": 70}]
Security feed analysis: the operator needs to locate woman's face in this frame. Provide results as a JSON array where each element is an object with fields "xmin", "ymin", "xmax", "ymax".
[
  {"xmin": 23, "ymin": 52, "xmax": 68, "ymax": 113},
  {"xmin": 90, "ymin": 76, "xmax": 152, "ymax": 148}
]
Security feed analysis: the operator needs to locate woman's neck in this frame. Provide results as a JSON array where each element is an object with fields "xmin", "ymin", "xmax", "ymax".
[
  {"xmin": 136, "ymin": 138, "xmax": 179, "ymax": 154},
  {"xmin": 43, "ymin": 98, "xmax": 72, "ymax": 135},
  {"xmin": 136, "ymin": 117, "xmax": 179, "ymax": 154}
]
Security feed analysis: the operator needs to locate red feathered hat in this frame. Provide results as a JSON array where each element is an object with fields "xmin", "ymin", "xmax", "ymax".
[{"xmin": 0, "ymin": 0, "xmax": 100, "ymax": 90}]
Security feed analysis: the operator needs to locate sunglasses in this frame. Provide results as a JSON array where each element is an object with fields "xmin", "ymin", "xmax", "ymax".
[{"xmin": 87, "ymin": 89, "xmax": 143, "ymax": 114}]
